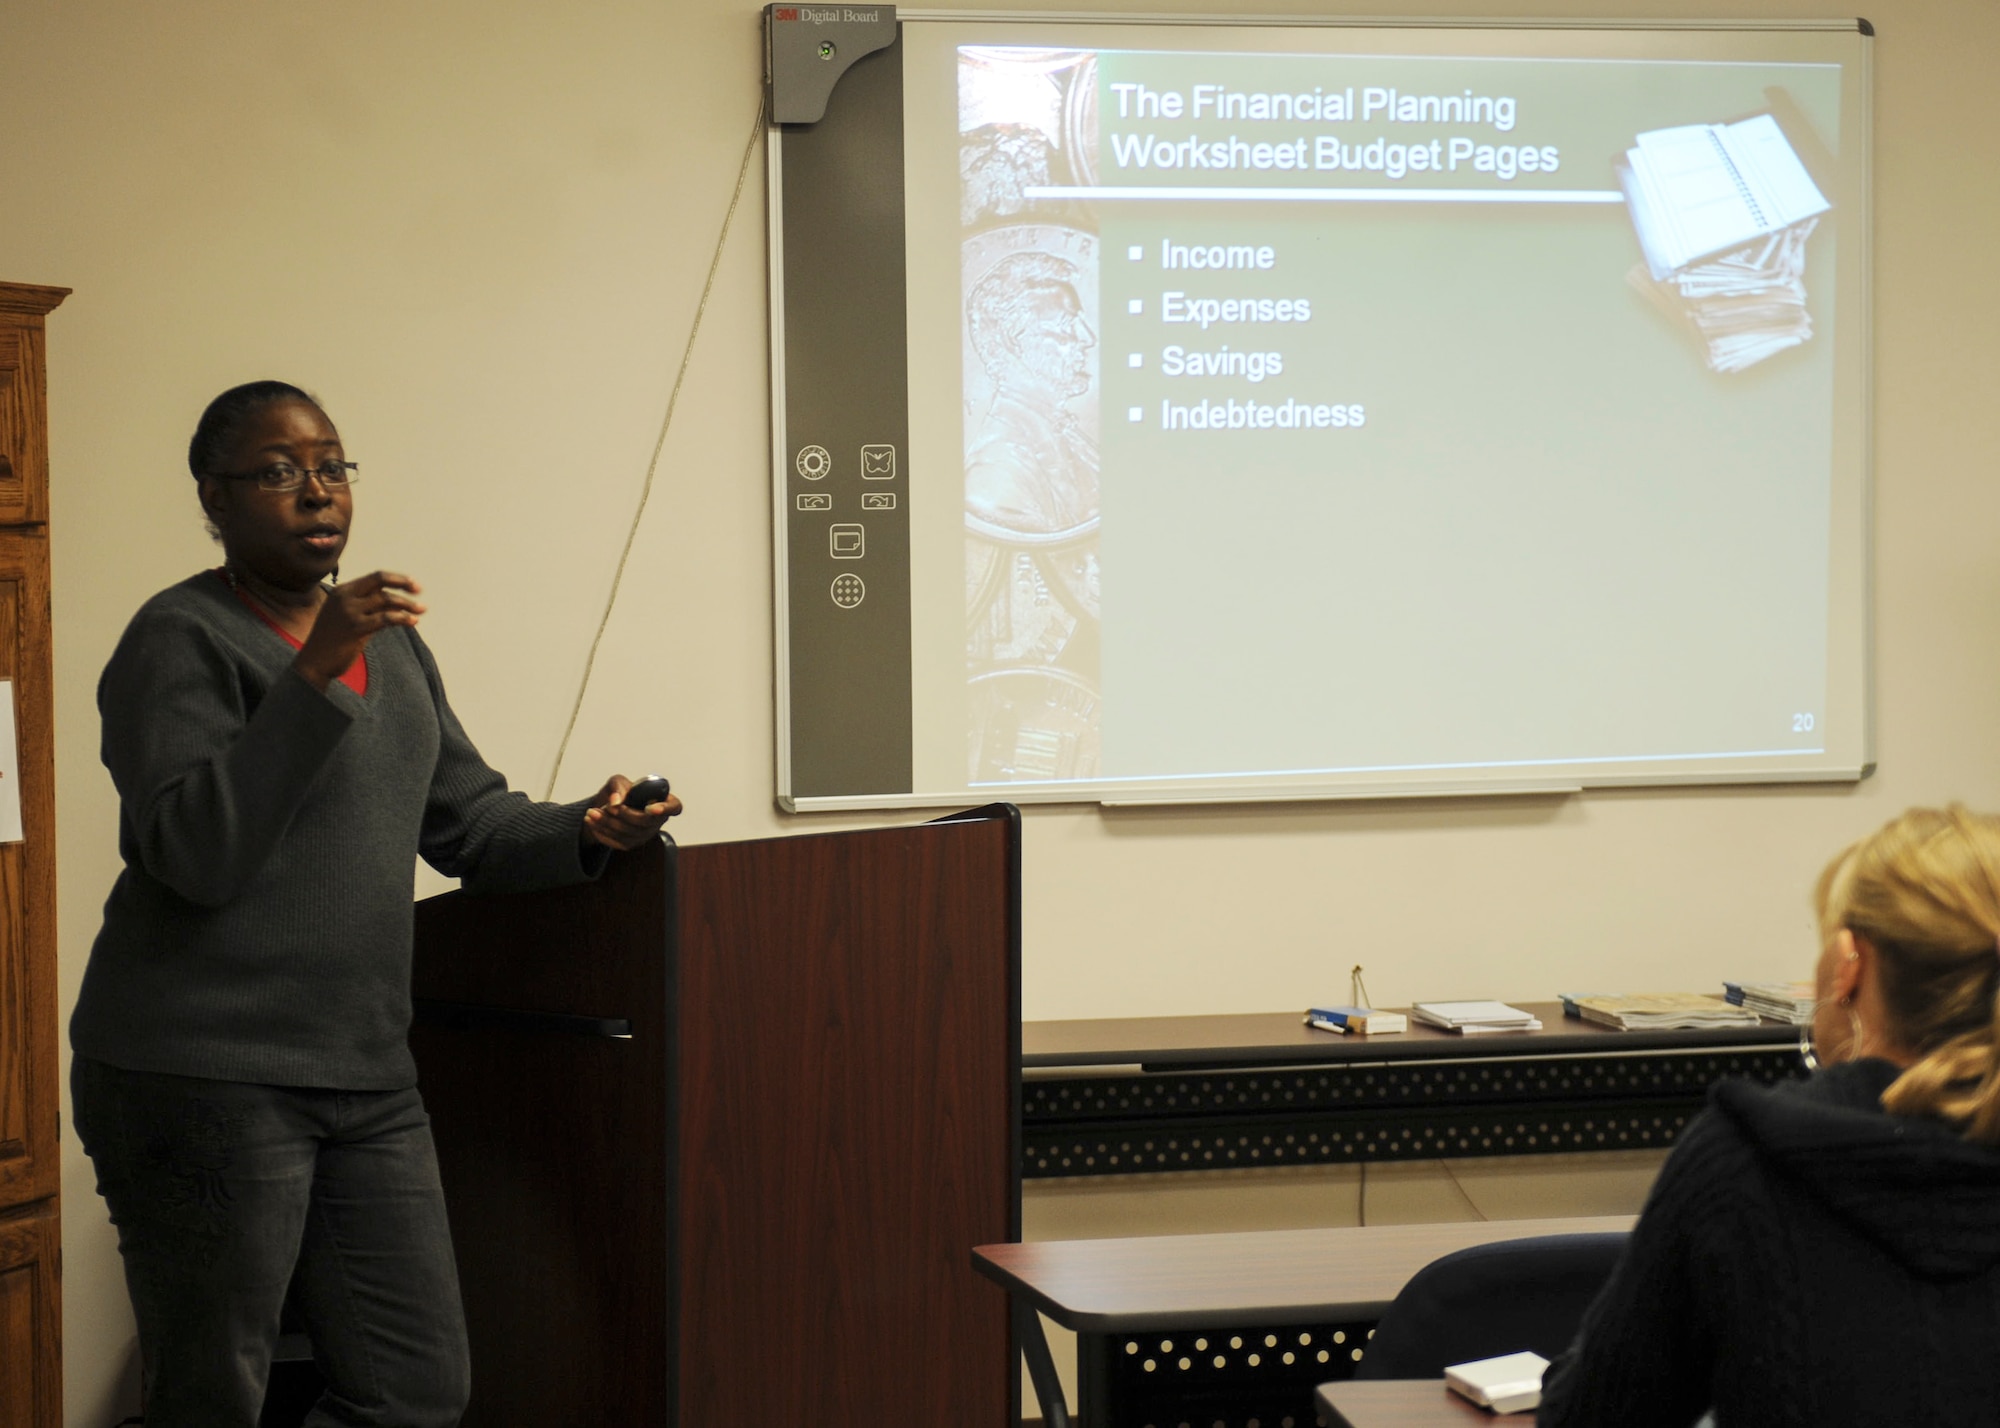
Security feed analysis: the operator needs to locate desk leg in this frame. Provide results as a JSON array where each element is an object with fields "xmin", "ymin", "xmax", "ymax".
[
  {"xmin": 1075, "ymin": 1330, "xmax": 1115, "ymax": 1428},
  {"xmin": 1014, "ymin": 1299, "xmax": 1071, "ymax": 1428}
]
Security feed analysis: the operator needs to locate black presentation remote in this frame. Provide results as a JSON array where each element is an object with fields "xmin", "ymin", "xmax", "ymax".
[{"xmin": 627, "ymin": 774, "xmax": 672, "ymax": 808}]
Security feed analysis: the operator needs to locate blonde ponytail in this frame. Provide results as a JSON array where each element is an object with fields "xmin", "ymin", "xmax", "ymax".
[{"xmin": 1816, "ymin": 805, "xmax": 2000, "ymax": 1145}]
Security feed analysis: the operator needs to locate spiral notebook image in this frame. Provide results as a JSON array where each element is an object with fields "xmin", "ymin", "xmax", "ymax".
[{"xmin": 1618, "ymin": 113, "xmax": 1832, "ymax": 373}]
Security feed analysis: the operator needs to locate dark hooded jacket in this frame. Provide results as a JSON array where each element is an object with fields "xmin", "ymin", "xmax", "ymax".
[{"xmin": 1539, "ymin": 1059, "xmax": 2000, "ymax": 1428}]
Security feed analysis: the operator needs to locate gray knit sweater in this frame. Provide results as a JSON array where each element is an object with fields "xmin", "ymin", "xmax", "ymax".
[{"xmin": 70, "ymin": 572, "xmax": 606, "ymax": 1090}]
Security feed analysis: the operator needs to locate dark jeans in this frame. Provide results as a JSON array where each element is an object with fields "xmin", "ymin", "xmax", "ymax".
[{"xmin": 72, "ymin": 1058, "xmax": 471, "ymax": 1428}]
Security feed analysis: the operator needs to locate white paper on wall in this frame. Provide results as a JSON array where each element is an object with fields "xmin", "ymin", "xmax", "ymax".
[{"xmin": 0, "ymin": 681, "xmax": 21, "ymax": 844}]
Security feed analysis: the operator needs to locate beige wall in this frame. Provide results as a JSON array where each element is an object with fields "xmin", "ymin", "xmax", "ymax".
[{"xmin": 5, "ymin": 0, "xmax": 1998, "ymax": 1422}]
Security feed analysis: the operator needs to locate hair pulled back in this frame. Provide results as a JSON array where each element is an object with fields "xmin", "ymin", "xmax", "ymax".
[
  {"xmin": 187, "ymin": 381, "xmax": 321, "ymax": 479},
  {"xmin": 1816, "ymin": 804, "xmax": 2000, "ymax": 1143}
]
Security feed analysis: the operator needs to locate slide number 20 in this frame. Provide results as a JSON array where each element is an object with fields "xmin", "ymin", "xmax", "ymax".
[{"xmin": 1792, "ymin": 712, "xmax": 1816, "ymax": 732}]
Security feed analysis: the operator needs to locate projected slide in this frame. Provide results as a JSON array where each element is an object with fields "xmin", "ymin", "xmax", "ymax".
[
  {"xmin": 767, "ymin": 17, "xmax": 1869, "ymax": 807},
  {"xmin": 942, "ymin": 39, "xmax": 1850, "ymax": 794}
]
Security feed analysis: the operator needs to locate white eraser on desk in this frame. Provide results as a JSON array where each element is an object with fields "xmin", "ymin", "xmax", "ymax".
[{"xmin": 1444, "ymin": 1350, "xmax": 1550, "ymax": 1415}]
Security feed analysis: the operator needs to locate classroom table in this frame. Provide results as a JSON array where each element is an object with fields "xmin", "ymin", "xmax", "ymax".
[
  {"xmin": 1021, "ymin": 1003, "xmax": 1803, "ymax": 1179},
  {"xmin": 974, "ymin": 1214, "xmax": 1633, "ymax": 1428},
  {"xmin": 1314, "ymin": 1380, "xmax": 1507, "ymax": 1428}
]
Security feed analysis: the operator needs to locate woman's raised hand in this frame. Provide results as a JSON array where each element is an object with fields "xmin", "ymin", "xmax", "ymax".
[{"xmin": 294, "ymin": 571, "xmax": 426, "ymax": 690}]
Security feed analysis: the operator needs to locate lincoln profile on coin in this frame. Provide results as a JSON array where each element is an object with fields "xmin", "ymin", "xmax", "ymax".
[{"xmin": 964, "ymin": 250, "xmax": 1100, "ymax": 539}]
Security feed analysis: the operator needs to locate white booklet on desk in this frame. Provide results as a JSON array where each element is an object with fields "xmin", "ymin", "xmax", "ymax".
[
  {"xmin": 1446, "ymin": 1350, "xmax": 1550, "ymax": 1414},
  {"xmin": 1411, "ymin": 1001, "xmax": 1542, "ymax": 1034}
]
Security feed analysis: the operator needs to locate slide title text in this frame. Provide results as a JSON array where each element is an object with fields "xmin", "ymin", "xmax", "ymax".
[{"xmin": 1107, "ymin": 82, "xmax": 1558, "ymax": 181}]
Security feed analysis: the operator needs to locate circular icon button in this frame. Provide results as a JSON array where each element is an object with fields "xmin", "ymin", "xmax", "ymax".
[
  {"xmin": 830, "ymin": 573, "xmax": 865, "ymax": 609},
  {"xmin": 795, "ymin": 444, "xmax": 831, "ymax": 480}
]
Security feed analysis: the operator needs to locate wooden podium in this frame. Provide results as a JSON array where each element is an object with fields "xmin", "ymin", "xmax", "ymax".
[{"xmin": 409, "ymin": 805, "xmax": 1021, "ymax": 1426}]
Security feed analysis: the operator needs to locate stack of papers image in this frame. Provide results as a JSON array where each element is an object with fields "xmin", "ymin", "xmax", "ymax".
[
  {"xmin": 1723, "ymin": 979, "xmax": 1817, "ymax": 1025},
  {"xmin": 1619, "ymin": 114, "xmax": 1831, "ymax": 374},
  {"xmin": 1571, "ymin": 993, "xmax": 1762, "ymax": 1031},
  {"xmin": 1411, "ymin": 1001, "xmax": 1542, "ymax": 1035}
]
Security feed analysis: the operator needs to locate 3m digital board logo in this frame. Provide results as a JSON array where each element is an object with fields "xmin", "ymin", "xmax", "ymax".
[{"xmin": 773, "ymin": 5, "xmax": 885, "ymax": 21}]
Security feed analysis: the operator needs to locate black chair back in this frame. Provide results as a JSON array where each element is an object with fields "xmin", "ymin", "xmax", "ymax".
[{"xmin": 1353, "ymin": 1231, "xmax": 1629, "ymax": 1379}]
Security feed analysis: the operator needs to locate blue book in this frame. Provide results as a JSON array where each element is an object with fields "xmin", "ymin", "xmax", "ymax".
[{"xmin": 1305, "ymin": 1005, "xmax": 1408, "ymax": 1035}]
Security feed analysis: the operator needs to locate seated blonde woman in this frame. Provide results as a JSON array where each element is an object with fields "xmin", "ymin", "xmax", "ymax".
[{"xmin": 1539, "ymin": 805, "xmax": 2000, "ymax": 1428}]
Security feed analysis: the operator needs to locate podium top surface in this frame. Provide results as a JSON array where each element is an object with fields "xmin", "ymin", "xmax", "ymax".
[{"xmin": 1021, "ymin": 1004, "xmax": 1800, "ymax": 1069}]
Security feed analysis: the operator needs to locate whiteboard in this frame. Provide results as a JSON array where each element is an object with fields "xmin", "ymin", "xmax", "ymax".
[{"xmin": 768, "ymin": 13, "xmax": 1873, "ymax": 811}]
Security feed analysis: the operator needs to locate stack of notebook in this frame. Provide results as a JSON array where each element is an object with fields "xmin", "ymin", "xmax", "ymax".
[
  {"xmin": 1411, "ymin": 1001, "xmax": 1542, "ymax": 1035},
  {"xmin": 1619, "ymin": 113, "xmax": 1831, "ymax": 374},
  {"xmin": 1724, "ymin": 980, "xmax": 1817, "ymax": 1025},
  {"xmin": 1570, "ymin": 993, "xmax": 1762, "ymax": 1031},
  {"xmin": 1445, "ymin": 1351, "xmax": 1550, "ymax": 1414}
]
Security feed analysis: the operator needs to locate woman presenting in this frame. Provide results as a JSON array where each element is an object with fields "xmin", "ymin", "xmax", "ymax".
[{"xmin": 68, "ymin": 381, "xmax": 678, "ymax": 1427}]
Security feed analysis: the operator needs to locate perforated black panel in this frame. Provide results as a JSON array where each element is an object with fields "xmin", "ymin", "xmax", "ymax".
[
  {"xmin": 1023, "ymin": 1047, "xmax": 1802, "ymax": 1178},
  {"xmin": 1026, "ymin": 1049, "xmax": 1797, "ymax": 1122},
  {"xmin": 1091, "ymin": 1320, "xmax": 1377, "ymax": 1428}
]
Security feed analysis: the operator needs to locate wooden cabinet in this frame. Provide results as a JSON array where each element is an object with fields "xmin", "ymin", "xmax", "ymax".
[
  {"xmin": 0, "ymin": 280, "xmax": 65, "ymax": 1428},
  {"xmin": 0, "ymin": 295, "xmax": 57, "ymax": 527},
  {"xmin": 0, "ymin": 1204, "xmax": 63, "ymax": 1428},
  {"xmin": 0, "ymin": 530, "xmax": 56, "ymax": 1213}
]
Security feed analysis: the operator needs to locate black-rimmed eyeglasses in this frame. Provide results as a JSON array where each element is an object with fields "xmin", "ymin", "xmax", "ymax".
[{"xmin": 211, "ymin": 461, "xmax": 359, "ymax": 493}]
